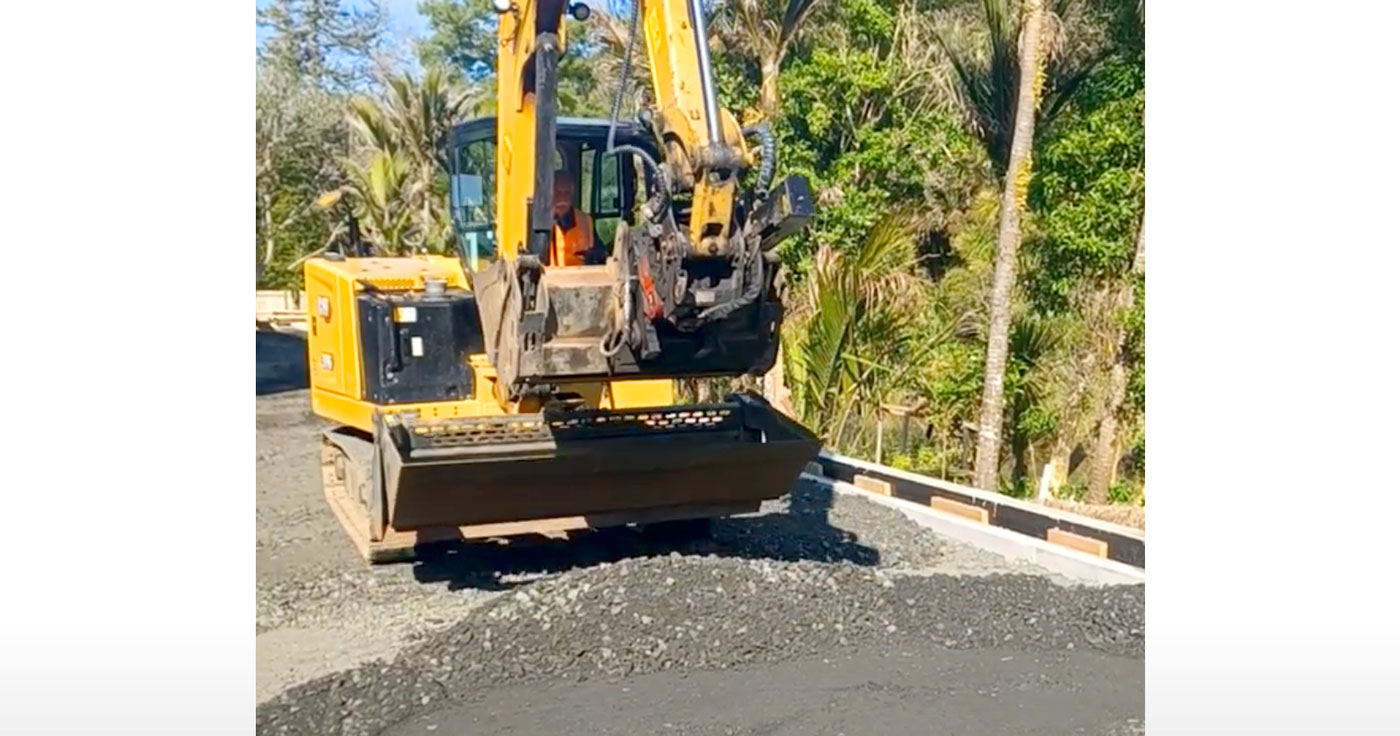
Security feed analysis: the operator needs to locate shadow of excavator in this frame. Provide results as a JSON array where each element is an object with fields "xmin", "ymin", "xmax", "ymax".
[{"xmin": 409, "ymin": 476, "xmax": 876, "ymax": 591}]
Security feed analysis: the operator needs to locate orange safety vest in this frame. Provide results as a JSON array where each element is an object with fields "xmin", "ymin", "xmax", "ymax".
[{"xmin": 551, "ymin": 210, "xmax": 595, "ymax": 267}]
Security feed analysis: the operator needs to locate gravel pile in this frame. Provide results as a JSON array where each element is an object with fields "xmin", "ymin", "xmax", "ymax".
[
  {"xmin": 711, "ymin": 477, "xmax": 1075, "ymax": 580},
  {"xmin": 257, "ymin": 554, "xmax": 1142, "ymax": 735}
]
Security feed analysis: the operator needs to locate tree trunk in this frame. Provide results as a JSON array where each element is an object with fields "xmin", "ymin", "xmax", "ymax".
[
  {"xmin": 971, "ymin": 0, "xmax": 1045, "ymax": 491},
  {"xmin": 1087, "ymin": 212, "xmax": 1146, "ymax": 503},
  {"xmin": 762, "ymin": 345, "xmax": 795, "ymax": 417},
  {"xmin": 759, "ymin": 56, "xmax": 780, "ymax": 116},
  {"xmin": 1086, "ymin": 363, "xmax": 1127, "ymax": 503},
  {"xmin": 1011, "ymin": 422, "xmax": 1028, "ymax": 488},
  {"xmin": 1043, "ymin": 339, "xmax": 1097, "ymax": 500}
]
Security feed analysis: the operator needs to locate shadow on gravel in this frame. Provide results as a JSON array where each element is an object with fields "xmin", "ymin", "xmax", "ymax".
[{"xmin": 411, "ymin": 480, "xmax": 878, "ymax": 591}]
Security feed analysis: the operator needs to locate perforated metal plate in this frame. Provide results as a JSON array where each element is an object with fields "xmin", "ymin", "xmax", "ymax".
[{"xmin": 390, "ymin": 403, "xmax": 745, "ymax": 453}]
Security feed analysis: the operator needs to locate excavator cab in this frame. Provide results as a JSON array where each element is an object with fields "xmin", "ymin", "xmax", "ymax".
[{"xmin": 450, "ymin": 117, "xmax": 656, "ymax": 271}]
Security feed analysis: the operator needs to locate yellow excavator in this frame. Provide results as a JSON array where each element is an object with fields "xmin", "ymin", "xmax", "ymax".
[{"xmin": 301, "ymin": 0, "xmax": 819, "ymax": 562}]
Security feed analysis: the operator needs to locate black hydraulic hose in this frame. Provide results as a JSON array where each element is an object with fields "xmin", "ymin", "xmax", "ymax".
[
  {"xmin": 605, "ymin": 1, "xmax": 670, "ymax": 211},
  {"xmin": 698, "ymin": 244, "xmax": 763, "ymax": 323},
  {"xmin": 599, "ymin": 141, "xmax": 670, "ymax": 225},
  {"xmin": 606, "ymin": 0, "xmax": 642, "ymax": 155},
  {"xmin": 743, "ymin": 122, "xmax": 776, "ymax": 193}
]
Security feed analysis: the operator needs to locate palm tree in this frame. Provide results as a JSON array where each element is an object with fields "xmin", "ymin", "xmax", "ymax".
[
  {"xmin": 1005, "ymin": 313, "xmax": 1063, "ymax": 489},
  {"xmin": 785, "ymin": 208, "xmax": 952, "ymax": 450},
  {"xmin": 934, "ymin": 0, "xmax": 1114, "ymax": 491},
  {"xmin": 713, "ymin": 0, "xmax": 825, "ymax": 115},
  {"xmin": 969, "ymin": 0, "xmax": 1046, "ymax": 490},
  {"xmin": 938, "ymin": 0, "xmax": 1110, "ymax": 179},
  {"xmin": 331, "ymin": 67, "xmax": 470, "ymax": 254},
  {"xmin": 340, "ymin": 144, "xmax": 420, "ymax": 253}
]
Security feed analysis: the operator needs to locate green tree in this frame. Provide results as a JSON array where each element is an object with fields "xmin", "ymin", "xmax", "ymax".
[
  {"xmin": 714, "ymin": 0, "xmax": 827, "ymax": 116},
  {"xmin": 727, "ymin": 0, "xmax": 990, "ymax": 419},
  {"xmin": 1027, "ymin": 45, "xmax": 1145, "ymax": 499},
  {"xmin": 936, "ymin": 0, "xmax": 1110, "ymax": 178},
  {"xmin": 1087, "ymin": 216, "xmax": 1142, "ymax": 501},
  {"xmin": 773, "ymin": 0, "xmax": 988, "ymax": 273},
  {"xmin": 417, "ymin": 0, "xmax": 498, "ymax": 82},
  {"xmin": 785, "ymin": 208, "xmax": 953, "ymax": 449},
  {"xmin": 256, "ymin": 0, "xmax": 388, "ymax": 91},
  {"xmin": 418, "ymin": 0, "xmax": 611, "ymax": 115},
  {"xmin": 330, "ymin": 67, "xmax": 471, "ymax": 254},
  {"xmin": 256, "ymin": 0, "xmax": 393, "ymax": 286},
  {"xmin": 256, "ymin": 66, "xmax": 351, "ymax": 288}
]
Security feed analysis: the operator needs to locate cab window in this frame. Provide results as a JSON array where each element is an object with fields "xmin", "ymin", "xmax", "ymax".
[
  {"xmin": 580, "ymin": 143, "xmax": 630, "ymax": 250},
  {"xmin": 451, "ymin": 139, "xmax": 497, "ymax": 269}
]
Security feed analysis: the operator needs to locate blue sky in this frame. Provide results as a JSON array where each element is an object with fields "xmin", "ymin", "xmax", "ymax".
[{"xmin": 254, "ymin": 0, "xmax": 430, "ymax": 49}]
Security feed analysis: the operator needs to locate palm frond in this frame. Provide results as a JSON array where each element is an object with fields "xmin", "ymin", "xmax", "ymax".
[{"xmin": 778, "ymin": 0, "xmax": 823, "ymax": 52}]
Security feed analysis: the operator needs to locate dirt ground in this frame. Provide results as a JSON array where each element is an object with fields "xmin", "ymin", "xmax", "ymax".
[
  {"xmin": 256, "ymin": 386, "xmax": 1143, "ymax": 734},
  {"xmin": 1041, "ymin": 498, "xmax": 1146, "ymax": 530}
]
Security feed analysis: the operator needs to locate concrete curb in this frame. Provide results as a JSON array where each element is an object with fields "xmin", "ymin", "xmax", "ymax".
[
  {"xmin": 811, "ymin": 452, "xmax": 1146, "ymax": 570},
  {"xmin": 804, "ymin": 473, "xmax": 1146, "ymax": 586},
  {"xmin": 822, "ymin": 451, "xmax": 1144, "ymax": 538}
]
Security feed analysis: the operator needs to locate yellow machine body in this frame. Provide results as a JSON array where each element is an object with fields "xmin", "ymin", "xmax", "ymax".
[{"xmin": 303, "ymin": 254, "xmax": 673, "ymax": 432}]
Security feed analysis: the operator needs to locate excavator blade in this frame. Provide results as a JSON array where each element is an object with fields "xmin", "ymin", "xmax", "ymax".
[{"xmin": 376, "ymin": 392, "xmax": 819, "ymax": 533}]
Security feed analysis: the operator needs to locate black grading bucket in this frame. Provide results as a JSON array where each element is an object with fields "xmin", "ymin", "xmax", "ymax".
[{"xmin": 378, "ymin": 392, "xmax": 821, "ymax": 530}]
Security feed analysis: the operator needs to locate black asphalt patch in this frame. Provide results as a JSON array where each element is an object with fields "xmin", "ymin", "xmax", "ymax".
[{"xmin": 257, "ymin": 558, "xmax": 1142, "ymax": 735}]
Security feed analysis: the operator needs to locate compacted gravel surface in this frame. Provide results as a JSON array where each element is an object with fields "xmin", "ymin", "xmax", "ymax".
[{"xmin": 256, "ymin": 387, "xmax": 1144, "ymax": 735}]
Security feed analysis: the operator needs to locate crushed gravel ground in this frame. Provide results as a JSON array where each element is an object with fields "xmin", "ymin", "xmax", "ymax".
[
  {"xmin": 257, "ymin": 390, "xmax": 502, "ymax": 703},
  {"xmin": 256, "ymin": 387, "xmax": 1144, "ymax": 734}
]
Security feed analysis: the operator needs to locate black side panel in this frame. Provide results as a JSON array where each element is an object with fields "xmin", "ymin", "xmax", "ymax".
[
  {"xmin": 358, "ymin": 289, "xmax": 483, "ymax": 404},
  {"xmin": 750, "ymin": 175, "xmax": 816, "ymax": 250}
]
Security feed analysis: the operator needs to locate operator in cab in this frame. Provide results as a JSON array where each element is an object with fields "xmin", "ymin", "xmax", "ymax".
[{"xmin": 550, "ymin": 170, "xmax": 607, "ymax": 267}]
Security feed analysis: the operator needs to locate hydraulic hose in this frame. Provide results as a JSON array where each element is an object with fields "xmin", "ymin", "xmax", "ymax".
[
  {"xmin": 604, "ymin": 0, "xmax": 670, "ymax": 211},
  {"xmin": 697, "ymin": 243, "xmax": 764, "ymax": 323},
  {"xmin": 743, "ymin": 122, "xmax": 776, "ymax": 193},
  {"xmin": 606, "ymin": 0, "xmax": 642, "ymax": 155}
]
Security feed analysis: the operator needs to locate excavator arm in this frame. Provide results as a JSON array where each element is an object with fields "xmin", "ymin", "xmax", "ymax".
[
  {"xmin": 476, "ymin": 0, "xmax": 814, "ymax": 404},
  {"xmin": 638, "ymin": 0, "xmax": 747, "ymax": 255}
]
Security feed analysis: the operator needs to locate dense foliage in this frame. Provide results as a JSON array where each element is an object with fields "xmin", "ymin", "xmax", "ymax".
[{"xmin": 254, "ymin": 0, "xmax": 1146, "ymax": 504}]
